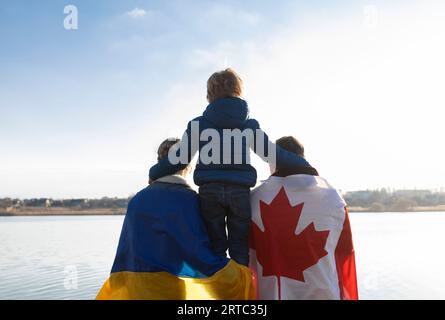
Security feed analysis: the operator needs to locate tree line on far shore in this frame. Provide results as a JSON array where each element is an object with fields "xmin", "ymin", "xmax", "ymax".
[
  {"xmin": 0, "ymin": 197, "xmax": 132, "ymax": 210},
  {"xmin": 343, "ymin": 189, "xmax": 445, "ymax": 212},
  {"xmin": 1, "ymin": 189, "xmax": 445, "ymax": 212}
]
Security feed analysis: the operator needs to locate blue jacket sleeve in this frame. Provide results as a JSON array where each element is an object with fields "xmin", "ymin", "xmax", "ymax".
[
  {"xmin": 248, "ymin": 119, "xmax": 311, "ymax": 168},
  {"xmin": 149, "ymin": 122, "xmax": 196, "ymax": 181}
]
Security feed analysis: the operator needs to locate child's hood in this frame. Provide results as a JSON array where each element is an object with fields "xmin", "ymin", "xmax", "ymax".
[{"xmin": 202, "ymin": 97, "xmax": 250, "ymax": 129}]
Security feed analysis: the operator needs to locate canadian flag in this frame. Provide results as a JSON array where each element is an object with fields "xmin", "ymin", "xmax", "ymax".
[{"xmin": 249, "ymin": 174, "xmax": 359, "ymax": 300}]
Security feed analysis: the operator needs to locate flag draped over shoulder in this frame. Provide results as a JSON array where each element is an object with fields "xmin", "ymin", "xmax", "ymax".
[
  {"xmin": 97, "ymin": 179, "xmax": 255, "ymax": 300},
  {"xmin": 249, "ymin": 174, "xmax": 358, "ymax": 300}
]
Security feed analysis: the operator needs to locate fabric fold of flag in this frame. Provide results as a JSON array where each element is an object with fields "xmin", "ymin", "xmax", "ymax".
[
  {"xmin": 97, "ymin": 260, "xmax": 254, "ymax": 300},
  {"xmin": 96, "ymin": 180, "xmax": 255, "ymax": 300},
  {"xmin": 249, "ymin": 174, "xmax": 358, "ymax": 300}
]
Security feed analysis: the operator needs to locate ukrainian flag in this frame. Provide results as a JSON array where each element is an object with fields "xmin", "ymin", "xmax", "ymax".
[{"xmin": 96, "ymin": 181, "xmax": 255, "ymax": 300}]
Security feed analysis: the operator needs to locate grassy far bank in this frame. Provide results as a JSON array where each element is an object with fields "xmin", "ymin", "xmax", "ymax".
[
  {"xmin": 347, "ymin": 205, "xmax": 445, "ymax": 213},
  {"xmin": 1, "ymin": 205, "xmax": 445, "ymax": 216},
  {"xmin": 343, "ymin": 189, "xmax": 445, "ymax": 212},
  {"xmin": 0, "ymin": 197, "xmax": 129, "ymax": 216},
  {"xmin": 1, "ymin": 189, "xmax": 445, "ymax": 216},
  {"xmin": 0, "ymin": 207, "xmax": 125, "ymax": 216}
]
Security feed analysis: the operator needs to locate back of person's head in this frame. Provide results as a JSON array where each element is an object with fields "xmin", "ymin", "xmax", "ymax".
[
  {"xmin": 207, "ymin": 68, "xmax": 244, "ymax": 103},
  {"xmin": 156, "ymin": 138, "xmax": 192, "ymax": 178},
  {"xmin": 276, "ymin": 136, "xmax": 305, "ymax": 157},
  {"xmin": 274, "ymin": 136, "xmax": 318, "ymax": 176},
  {"xmin": 157, "ymin": 138, "xmax": 180, "ymax": 162}
]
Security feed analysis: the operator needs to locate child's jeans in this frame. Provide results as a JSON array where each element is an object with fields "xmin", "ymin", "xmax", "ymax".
[{"xmin": 198, "ymin": 182, "xmax": 251, "ymax": 266}]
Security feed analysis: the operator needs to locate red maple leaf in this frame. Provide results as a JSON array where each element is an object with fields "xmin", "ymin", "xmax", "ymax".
[{"xmin": 250, "ymin": 187, "xmax": 330, "ymax": 299}]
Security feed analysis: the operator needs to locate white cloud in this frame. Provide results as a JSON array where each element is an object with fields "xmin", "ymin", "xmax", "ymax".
[{"xmin": 126, "ymin": 8, "xmax": 147, "ymax": 19}]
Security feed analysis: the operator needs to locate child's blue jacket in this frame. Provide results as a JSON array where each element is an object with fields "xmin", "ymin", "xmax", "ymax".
[{"xmin": 149, "ymin": 97, "xmax": 311, "ymax": 187}]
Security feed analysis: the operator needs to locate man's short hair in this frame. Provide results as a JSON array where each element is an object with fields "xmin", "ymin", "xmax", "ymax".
[
  {"xmin": 274, "ymin": 136, "xmax": 319, "ymax": 177},
  {"xmin": 276, "ymin": 136, "xmax": 305, "ymax": 157},
  {"xmin": 157, "ymin": 138, "xmax": 180, "ymax": 162},
  {"xmin": 207, "ymin": 68, "xmax": 244, "ymax": 103}
]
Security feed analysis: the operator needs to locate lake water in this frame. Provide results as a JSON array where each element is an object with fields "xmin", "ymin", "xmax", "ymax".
[{"xmin": 1, "ymin": 212, "xmax": 445, "ymax": 300}]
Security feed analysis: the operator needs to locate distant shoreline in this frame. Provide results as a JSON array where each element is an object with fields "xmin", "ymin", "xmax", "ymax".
[
  {"xmin": 0, "ymin": 207, "xmax": 125, "ymax": 216},
  {"xmin": 348, "ymin": 206, "xmax": 445, "ymax": 213},
  {"xmin": 1, "ymin": 206, "xmax": 445, "ymax": 216}
]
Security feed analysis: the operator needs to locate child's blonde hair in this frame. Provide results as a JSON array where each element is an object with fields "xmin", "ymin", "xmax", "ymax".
[{"xmin": 207, "ymin": 68, "xmax": 244, "ymax": 103}]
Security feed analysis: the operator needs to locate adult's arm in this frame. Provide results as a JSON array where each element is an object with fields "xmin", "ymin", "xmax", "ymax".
[{"xmin": 248, "ymin": 119, "xmax": 312, "ymax": 168}]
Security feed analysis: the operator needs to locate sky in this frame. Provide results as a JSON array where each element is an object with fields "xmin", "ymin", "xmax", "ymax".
[{"xmin": 0, "ymin": 0, "xmax": 444, "ymax": 198}]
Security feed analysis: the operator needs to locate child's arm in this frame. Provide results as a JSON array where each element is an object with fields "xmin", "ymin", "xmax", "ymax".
[
  {"xmin": 149, "ymin": 121, "xmax": 197, "ymax": 181},
  {"xmin": 248, "ymin": 119, "xmax": 312, "ymax": 168}
]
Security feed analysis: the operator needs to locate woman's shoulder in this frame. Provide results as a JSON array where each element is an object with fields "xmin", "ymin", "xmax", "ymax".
[
  {"xmin": 125, "ymin": 183, "xmax": 198, "ymax": 218},
  {"xmin": 133, "ymin": 182, "xmax": 197, "ymax": 204},
  {"xmin": 153, "ymin": 181, "xmax": 197, "ymax": 193}
]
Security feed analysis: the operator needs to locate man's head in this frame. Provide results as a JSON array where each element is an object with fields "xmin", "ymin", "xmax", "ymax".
[
  {"xmin": 157, "ymin": 138, "xmax": 191, "ymax": 177},
  {"xmin": 271, "ymin": 136, "xmax": 306, "ymax": 175},
  {"xmin": 270, "ymin": 136, "xmax": 318, "ymax": 177},
  {"xmin": 207, "ymin": 68, "xmax": 244, "ymax": 103},
  {"xmin": 275, "ymin": 136, "xmax": 305, "ymax": 157}
]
